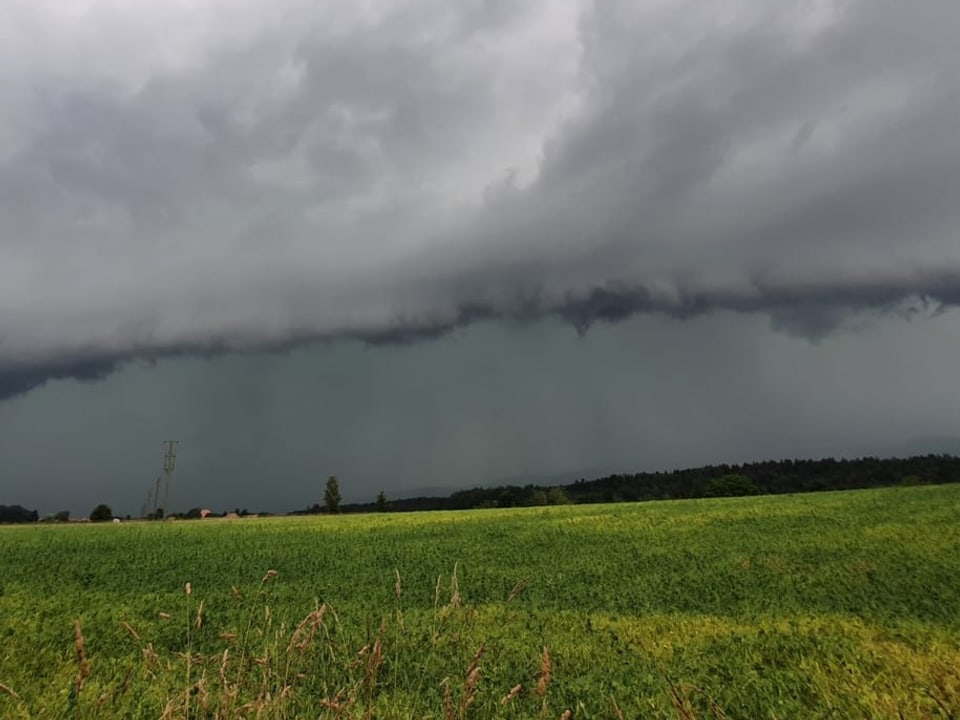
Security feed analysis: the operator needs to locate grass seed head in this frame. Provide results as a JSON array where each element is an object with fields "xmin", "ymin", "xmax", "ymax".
[
  {"xmin": 73, "ymin": 620, "xmax": 90, "ymax": 693},
  {"xmin": 500, "ymin": 683, "xmax": 522, "ymax": 705},
  {"xmin": 443, "ymin": 680, "xmax": 454, "ymax": 720},
  {"xmin": 536, "ymin": 646, "xmax": 551, "ymax": 697}
]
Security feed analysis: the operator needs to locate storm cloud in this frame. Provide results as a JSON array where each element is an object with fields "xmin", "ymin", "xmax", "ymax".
[{"xmin": 2, "ymin": 0, "xmax": 960, "ymax": 400}]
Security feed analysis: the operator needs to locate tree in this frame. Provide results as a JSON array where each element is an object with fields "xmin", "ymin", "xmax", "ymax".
[
  {"xmin": 376, "ymin": 490, "xmax": 388, "ymax": 512},
  {"xmin": 524, "ymin": 488, "xmax": 548, "ymax": 506},
  {"xmin": 324, "ymin": 476, "xmax": 342, "ymax": 514},
  {"xmin": 89, "ymin": 504, "xmax": 113, "ymax": 522},
  {"xmin": 0, "ymin": 505, "xmax": 38, "ymax": 523}
]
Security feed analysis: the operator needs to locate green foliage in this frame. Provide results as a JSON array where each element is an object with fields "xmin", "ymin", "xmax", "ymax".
[
  {"xmin": 525, "ymin": 488, "xmax": 548, "ymax": 506},
  {"xmin": 324, "ymin": 475, "xmax": 342, "ymax": 514},
  {"xmin": 88, "ymin": 503, "xmax": 113, "ymax": 522},
  {"xmin": 705, "ymin": 474, "xmax": 761, "ymax": 497},
  {"xmin": 383, "ymin": 455, "xmax": 960, "ymax": 511},
  {"xmin": 2, "ymin": 485, "xmax": 960, "ymax": 718},
  {"xmin": 376, "ymin": 490, "xmax": 387, "ymax": 512},
  {"xmin": 546, "ymin": 487, "xmax": 571, "ymax": 505}
]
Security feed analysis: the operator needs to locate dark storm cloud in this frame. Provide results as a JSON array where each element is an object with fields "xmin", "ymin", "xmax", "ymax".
[
  {"xmin": 0, "ymin": 356, "xmax": 121, "ymax": 401},
  {"xmin": 2, "ymin": 0, "xmax": 960, "ymax": 399}
]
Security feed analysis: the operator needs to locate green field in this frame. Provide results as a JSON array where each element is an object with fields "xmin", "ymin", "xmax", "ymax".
[{"xmin": 1, "ymin": 485, "xmax": 959, "ymax": 719}]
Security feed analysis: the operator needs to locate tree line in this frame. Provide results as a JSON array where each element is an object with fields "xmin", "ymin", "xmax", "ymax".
[
  {"xmin": 4, "ymin": 455, "xmax": 959, "ymax": 523},
  {"xmin": 319, "ymin": 454, "xmax": 960, "ymax": 514}
]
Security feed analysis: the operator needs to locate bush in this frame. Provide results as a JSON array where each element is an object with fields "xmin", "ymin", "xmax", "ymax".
[
  {"xmin": 706, "ymin": 475, "xmax": 761, "ymax": 497},
  {"xmin": 547, "ymin": 487, "xmax": 571, "ymax": 505}
]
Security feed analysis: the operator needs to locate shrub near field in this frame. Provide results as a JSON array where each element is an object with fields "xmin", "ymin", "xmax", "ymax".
[{"xmin": 1, "ymin": 485, "xmax": 959, "ymax": 719}]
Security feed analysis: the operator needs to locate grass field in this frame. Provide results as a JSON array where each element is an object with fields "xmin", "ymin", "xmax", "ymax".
[{"xmin": 1, "ymin": 485, "xmax": 959, "ymax": 719}]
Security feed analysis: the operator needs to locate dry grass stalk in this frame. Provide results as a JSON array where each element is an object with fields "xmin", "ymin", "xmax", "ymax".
[
  {"xmin": 219, "ymin": 649, "xmax": 230, "ymax": 685},
  {"xmin": 0, "ymin": 682, "xmax": 22, "ymax": 701},
  {"xmin": 286, "ymin": 605, "xmax": 329, "ymax": 655},
  {"xmin": 231, "ymin": 585, "xmax": 243, "ymax": 602},
  {"xmin": 73, "ymin": 620, "xmax": 90, "ymax": 694},
  {"xmin": 368, "ymin": 624, "xmax": 385, "ymax": 680},
  {"xmin": 500, "ymin": 683, "xmax": 522, "ymax": 705},
  {"xmin": 108, "ymin": 666, "xmax": 135, "ymax": 706},
  {"xmin": 449, "ymin": 564, "xmax": 462, "ymax": 609},
  {"xmin": 320, "ymin": 688, "xmax": 354, "ymax": 718},
  {"xmin": 159, "ymin": 698, "xmax": 177, "ymax": 720},
  {"xmin": 668, "ymin": 681, "xmax": 728, "ymax": 720},
  {"xmin": 462, "ymin": 667, "xmax": 481, "ymax": 711},
  {"xmin": 358, "ymin": 621, "xmax": 386, "ymax": 714},
  {"xmin": 195, "ymin": 600, "xmax": 205, "ymax": 630},
  {"xmin": 693, "ymin": 685, "xmax": 728, "ymax": 720},
  {"xmin": 459, "ymin": 643, "xmax": 485, "ymax": 714},
  {"xmin": 120, "ymin": 620, "xmax": 141, "ymax": 643},
  {"xmin": 394, "ymin": 569, "xmax": 404, "ymax": 626},
  {"xmin": 194, "ymin": 674, "xmax": 210, "ymax": 715},
  {"xmin": 262, "ymin": 569, "xmax": 279, "ymax": 584},
  {"xmin": 142, "ymin": 643, "xmax": 160, "ymax": 676},
  {"xmin": 611, "ymin": 698, "xmax": 626, "ymax": 719},
  {"xmin": 668, "ymin": 679, "xmax": 695, "ymax": 720},
  {"xmin": 158, "ymin": 612, "xmax": 171, "ymax": 620},
  {"xmin": 443, "ymin": 681, "xmax": 454, "ymax": 720},
  {"xmin": 536, "ymin": 646, "xmax": 551, "ymax": 697},
  {"xmin": 559, "ymin": 711, "xmax": 572, "ymax": 720},
  {"xmin": 185, "ymin": 582, "xmax": 192, "ymax": 596},
  {"xmin": 506, "ymin": 578, "xmax": 530, "ymax": 603},
  {"xmin": 219, "ymin": 649, "xmax": 240, "ymax": 716}
]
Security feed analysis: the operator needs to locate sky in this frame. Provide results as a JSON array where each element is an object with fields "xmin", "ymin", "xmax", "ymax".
[{"xmin": 1, "ymin": 0, "xmax": 959, "ymax": 515}]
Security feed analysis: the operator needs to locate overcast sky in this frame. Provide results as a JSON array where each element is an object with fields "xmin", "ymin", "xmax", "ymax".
[{"xmin": 2, "ymin": 1, "xmax": 959, "ymax": 515}]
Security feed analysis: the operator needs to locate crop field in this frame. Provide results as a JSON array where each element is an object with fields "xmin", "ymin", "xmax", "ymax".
[{"xmin": 1, "ymin": 485, "xmax": 959, "ymax": 719}]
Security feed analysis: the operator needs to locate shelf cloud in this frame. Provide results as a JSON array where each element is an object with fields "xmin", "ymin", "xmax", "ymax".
[{"xmin": 2, "ymin": 0, "xmax": 959, "ymax": 400}]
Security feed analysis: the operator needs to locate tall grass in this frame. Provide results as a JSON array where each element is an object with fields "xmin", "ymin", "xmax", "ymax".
[{"xmin": 23, "ymin": 567, "xmax": 728, "ymax": 719}]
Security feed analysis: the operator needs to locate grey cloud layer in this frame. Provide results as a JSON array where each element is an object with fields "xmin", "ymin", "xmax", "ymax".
[{"xmin": 2, "ymin": 0, "xmax": 959, "ymax": 398}]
